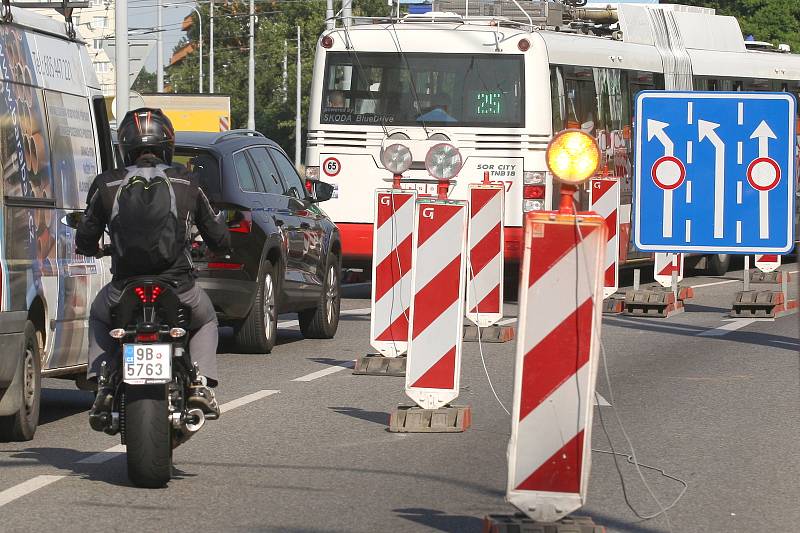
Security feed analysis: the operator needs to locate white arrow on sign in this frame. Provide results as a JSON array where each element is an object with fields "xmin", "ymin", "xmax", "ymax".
[
  {"xmin": 750, "ymin": 120, "xmax": 777, "ymax": 239},
  {"xmin": 648, "ymin": 119, "xmax": 674, "ymax": 156},
  {"xmin": 648, "ymin": 119, "xmax": 677, "ymax": 237},
  {"xmin": 698, "ymin": 120, "xmax": 725, "ymax": 239}
]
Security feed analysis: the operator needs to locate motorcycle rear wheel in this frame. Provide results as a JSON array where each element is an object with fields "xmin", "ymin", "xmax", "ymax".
[{"xmin": 125, "ymin": 384, "xmax": 172, "ymax": 488}]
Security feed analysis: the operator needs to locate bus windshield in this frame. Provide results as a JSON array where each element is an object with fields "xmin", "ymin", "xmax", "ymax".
[{"xmin": 321, "ymin": 52, "xmax": 524, "ymax": 128}]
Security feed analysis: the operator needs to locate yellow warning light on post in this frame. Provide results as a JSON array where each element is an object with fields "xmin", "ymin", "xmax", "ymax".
[{"xmin": 545, "ymin": 130, "xmax": 601, "ymax": 184}]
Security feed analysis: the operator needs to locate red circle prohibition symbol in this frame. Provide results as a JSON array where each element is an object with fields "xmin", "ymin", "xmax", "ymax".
[
  {"xmin": 746, "ymin": 157, "xmax": 781, "ymax": 191},
  {"xmin": 323, "ymin": 157, "xmax": 341, "ymax": 177},
  {"xmin": 651, "ymin": 156, "xmax": 686, "ymax": 190}
]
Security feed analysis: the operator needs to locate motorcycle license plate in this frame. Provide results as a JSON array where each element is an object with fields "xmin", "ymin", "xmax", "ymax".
[{"xmin": 123, "ymin": 344, "xmax": 172, "ymax": 384}]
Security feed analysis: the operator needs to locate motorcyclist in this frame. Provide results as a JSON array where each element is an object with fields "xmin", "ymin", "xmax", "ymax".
[{"xmin": 76, "ymin": 107, "xmax": 230, "ymax": 431}]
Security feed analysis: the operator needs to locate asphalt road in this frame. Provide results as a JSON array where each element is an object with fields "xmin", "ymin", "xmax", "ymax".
[{"xmin": 0, "ymin": 259, "xmax": 797, "ymax": 533}]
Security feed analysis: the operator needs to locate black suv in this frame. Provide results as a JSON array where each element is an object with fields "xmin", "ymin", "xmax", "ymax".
[{"xmin": 173, "ymin": 130, "xmax": 341, "ymax": 353}]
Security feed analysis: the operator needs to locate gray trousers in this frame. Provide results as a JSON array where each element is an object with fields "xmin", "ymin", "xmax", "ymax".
[{"xmin": 88, "ymin": 282, "xmax": 219, "ymax": 383}]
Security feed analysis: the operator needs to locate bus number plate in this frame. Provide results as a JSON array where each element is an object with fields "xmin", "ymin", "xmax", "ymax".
[{"xmin": 123, "ymin": 344, "xmax": 172, "ymax": 384}]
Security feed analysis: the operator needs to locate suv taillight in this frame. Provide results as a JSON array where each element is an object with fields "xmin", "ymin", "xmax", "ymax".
[{"xmin": 226, "ymin": 210, "xmax": 252, "ymax": 234}]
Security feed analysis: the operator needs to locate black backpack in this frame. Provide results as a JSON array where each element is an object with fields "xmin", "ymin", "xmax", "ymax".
[{"xmin": 109, "ymin": 165, "xmax": 184, "ymax": 274}]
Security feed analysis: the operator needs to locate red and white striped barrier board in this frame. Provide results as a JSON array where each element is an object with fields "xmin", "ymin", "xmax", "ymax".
[
  {"xmin": 754, "ymin": 254, "xmax": 781, "ymax": 273},
  {"xmin": 654, "ymin": 252, "xmax": 684, "ymax": 288},
  {"xmin": 466, "ymin": 183, "xmax": 504, "ymax": 327},
  {"xmin": 589, "ymin": 177, "xmax": 620, "ymax": 299},
  {"xmin": 507, "ymin": 212, "xmax": 606, "ymax": 523},
  {"xmin": 219, "ymin": 116, "xmax": 230, "ymax": 132},
  {"xmin": 369, "ymin": 190, "xmax": 417, "ymax": 358},
  {"xmin": 406, "ymin": 199, "xmax": 469, "ymax": 410}
]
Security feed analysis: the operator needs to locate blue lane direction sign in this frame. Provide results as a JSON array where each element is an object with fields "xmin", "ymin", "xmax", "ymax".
[{"xmin": 634, "ymin": 91, "xmax": 796, "ymax": 253}]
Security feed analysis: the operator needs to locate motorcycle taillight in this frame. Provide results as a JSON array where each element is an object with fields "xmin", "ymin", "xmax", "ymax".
[
  {"xmin": 135, "ymin": 332, "xmax": 159, "ymax": 342},
  {"xmin": 134, "ymin": 285, "xmax": 163, "ymax": 304}
]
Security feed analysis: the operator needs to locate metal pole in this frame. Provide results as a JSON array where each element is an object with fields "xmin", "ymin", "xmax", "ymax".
[
  {"xmin": 195, "ymin": 7, "xmax": 203, "ymax": 93},
  {"xmin": 209, "ymin": 0, "xmax": 214, "ymax": 93},
  {"xmin": 282, "ymin": 40, "xmax": 287, "ymax": 103},
  {"xmin": 294, "ymin": 25, "xmax": 301, "ymax": 167},
  {"xmin": 326, "ymin": 0, "xmax": 334, "ymax": 30},
  {"xmin": 247, "ymin": 0, "xmax": 255, "ymax": 130},
  {"xmin": 342, "ymin": 0, "xmax": 352, "ymax": 27},
  {"xmin": 156, "ymin": 0, "xmax": 164, "ymax": 92},
  {"xmin": 744, "ymin": 256, "xmax": 750, "ymax": 292},
  {"xmin": 116, "ymin": 0, "xmax": 129, "ymax": 121}
]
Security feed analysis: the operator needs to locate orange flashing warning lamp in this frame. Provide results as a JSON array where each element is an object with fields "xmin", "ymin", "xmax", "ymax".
[{"xmin": 546, "ymin": 129, "xmax": 601, "ymax": 213}]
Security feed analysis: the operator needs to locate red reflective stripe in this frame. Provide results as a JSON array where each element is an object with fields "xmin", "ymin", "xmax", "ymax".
[
  {"xmin": 605, "ymin": 210, "xmax": 617, "ymax": 240},
  {"xmin": 411, "ymin": 255, "xmax": 462, "ymax": 339},
  {"xmin": 470, "ymin": 187, "xmax": 500, "ymax": 216},
  {"xmin": 375, "ymin": 310, "xmax": 410, "ymax": 342},
  {"xmin": 515, "ymin": 430, "xmax": 584, "ymax": 493},
  {"xmin": 519, "ymin": 298, "xmax": 593, "ymax": 420},
  {"xmin": 410, "ymin": 345, "xmax": 456, "ymax": 389},
  {"xmin": 593, "ymin": 178, "xmax": 616, "ymax": 200},
  {"xmin": 758, "ymin": 254, "xmax": 778, "ymax": 262},
  {"xmin": 528, "ymin": 223, "xmax": 599, "ymax": 288},
  {"xmin": 470, "ymin": 223, "xmax": 501, "ymax": 276},
  {"xmin": 208, "ymin": 262, "xmax": 244, "ymax": 270},
  {"xmin": 416, "ymin": 204, "xmax": 462, "ymax": 247},
  {"xmin": 374, "ymin": 234, "xmax": 412, "ymax": 302},
  {"xmin": 604, "ymin": 263, "xmax": 616, "ymax": 287},
  {"xmin": 376, "ymin": 192, "xmax": 413, "ymax": 229},
  {"xmin": 470, "ymin": 284, "xmax": 500, "ymax": 314}
]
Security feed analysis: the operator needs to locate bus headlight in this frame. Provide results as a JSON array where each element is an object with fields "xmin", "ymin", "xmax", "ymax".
[
  {"xmin": 425, "ymin": 143, "xmax": 463, "ymax": 180},
  {"xmin": 381, "ymin": 143, "xmax": 413, "ymax": 175},
  {"xmin": 545, "ymin": 130, "xmax": 600, "ymax": 184}
]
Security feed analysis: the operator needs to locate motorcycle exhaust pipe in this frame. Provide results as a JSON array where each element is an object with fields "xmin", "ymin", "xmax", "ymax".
[{"xmin": 183, "ymin": 408, "xmax": 205, "ymax": 433}]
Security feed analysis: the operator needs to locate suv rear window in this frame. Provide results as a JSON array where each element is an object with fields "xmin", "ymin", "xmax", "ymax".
[{"xmin": 174, "ymin": 149, "xmax": 221, "ymax": 199}]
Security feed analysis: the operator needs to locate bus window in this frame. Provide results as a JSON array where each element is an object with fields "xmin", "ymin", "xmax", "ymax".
[
  {"xmin": 321, "ymin": 52, "xmax": 524, "ymax": 128},
  {"xmin": 45, "ymin": 91, "xmax": 98, "ymax": 209}
]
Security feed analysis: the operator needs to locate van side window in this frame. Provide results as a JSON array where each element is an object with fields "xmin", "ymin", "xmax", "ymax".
[
  {"xmin": 269, "ymin": 149, "xmax": 307, "ymax": 200},
  {"xmin": 92, "ymin": 96, "xmax": 114, "ymax": 172},
  {"xmin": 45, "ymin": 91, "xmax": 99, "ymax": 209},
  {"xmin": 248, "ymin": 147, "xmax": 285, "ymax": 195},
  {"xmin": 1, "ymin": 84, "xmax": 55, "ymax": 204},
  {"xmin": 234, "ymin": 151, "xmax": 258, "ymax": 192}
]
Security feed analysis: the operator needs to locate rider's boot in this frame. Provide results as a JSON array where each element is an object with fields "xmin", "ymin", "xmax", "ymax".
[
  {"xmin": 188, "ymin": 375, "xmax": 220, "ymax": 420},
  {"xmin": 89, "ymin": 383, "xmax": 114, "ymax": 432}
]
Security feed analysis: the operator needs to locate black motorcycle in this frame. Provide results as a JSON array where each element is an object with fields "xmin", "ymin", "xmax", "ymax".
[{"xmin": 66, "ymin": 214, "xmax": 212, "ymax": 488}]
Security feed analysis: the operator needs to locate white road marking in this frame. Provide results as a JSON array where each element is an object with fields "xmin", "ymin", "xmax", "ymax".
[
  {"xmin": 690, "ymin": 279, "xmax": 739, "ymax": 289},
  {"xmin": 0, "ymin": 475, "xmax": 65, "ymax": 508},
  {"xmin": 279, "ymin": 308, "xmax": 371, "ymax": 329},
  {"xmin": 76, "ymin": 444, "xmax": 126, "ymax": 464},
  {"xmin": 292, "ymin": 361, "xmax": 355, "ymax": 382},
  {"xmin": 0, "ymin": 389, "xmax": 281, "ymax": 506},
  {"xmin": 497, "ymin": 317, "xmax": 518, "ymax": 326},
  {"xmin": 698, "ymin": 318, "xmax": 770, "ymax": 337},
  {"xmin": 593, "ymin": 393, "xmax": 611, "ymax": 407}
]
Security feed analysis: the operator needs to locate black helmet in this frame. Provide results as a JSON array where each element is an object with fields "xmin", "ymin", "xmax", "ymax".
[{"xmin": 117, "ymin": 107, "xmax": 175, "ymax": 166}]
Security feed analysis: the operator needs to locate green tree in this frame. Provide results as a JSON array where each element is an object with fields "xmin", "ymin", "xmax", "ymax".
[
  {"xmin": 167, "ymin": 0, "xmax": 389, "ymax": 157},
  {"xmin": 132, "ymin": 68, "xmax": 157, "ymax": 93},
  {"xmin": 678, "ymin": 0, "xmax": 800, "ymax": 52}
]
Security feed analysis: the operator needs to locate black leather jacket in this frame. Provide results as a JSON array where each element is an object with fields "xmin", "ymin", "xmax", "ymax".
[{"xmin": 76, "ymin": 154, "xmax": 231, "ymax": 289}]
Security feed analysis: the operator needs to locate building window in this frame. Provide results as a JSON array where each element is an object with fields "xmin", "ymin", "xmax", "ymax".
[
  {"xmin": 93, "ymin": 38, "xmax": 103, "ymax": 50},
  {"xmin": 92, "ymin": 16, "xmax": 106, "ymax": 29},
  {"xmin": 95, "ymin": 62, "xmax": 110, "ymax": 74}
]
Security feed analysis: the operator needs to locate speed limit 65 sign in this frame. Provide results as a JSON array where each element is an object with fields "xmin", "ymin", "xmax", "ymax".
[{"xmin": 323, "ymin": 157, "xmax": 341, "ymax": 177}]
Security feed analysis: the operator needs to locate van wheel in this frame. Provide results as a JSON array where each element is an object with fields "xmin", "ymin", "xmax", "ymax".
[
  {"xmin": 299, "ymin": 253, "xmax": 341, "ymax": 339},
  {"xmin": 0, "ymin": 322, "xmax": 41, "ymax": 442},
  {"xmin": 706, "ymin": 254, "xmax": 730, "ymax": 276},
  {"xmin": 233, "ymin": 259, "xmax": 277, "ymax": 354}
]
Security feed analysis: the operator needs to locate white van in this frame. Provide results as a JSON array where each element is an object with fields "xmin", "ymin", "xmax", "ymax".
[{"xmin": 0, "ymin": 7, "xmax": 114, "ymax": 440}]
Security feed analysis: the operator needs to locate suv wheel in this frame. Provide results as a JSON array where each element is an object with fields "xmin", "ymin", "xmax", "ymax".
[
  {"xmin": 233, "ymin": 259, "xmax": 277, "ymax": 354},
  {"xmin": 299, "ymin": 253, "xmax": 341, "ymax": 339}
]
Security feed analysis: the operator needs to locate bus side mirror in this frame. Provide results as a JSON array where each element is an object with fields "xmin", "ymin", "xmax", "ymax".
[
  {"xmin": 307, "ymin": 180, "xmax": 335, "ymax": 203},
  {"xmin": 61, "ymin": 212, "xmax": 84, "ymax": 229}
]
